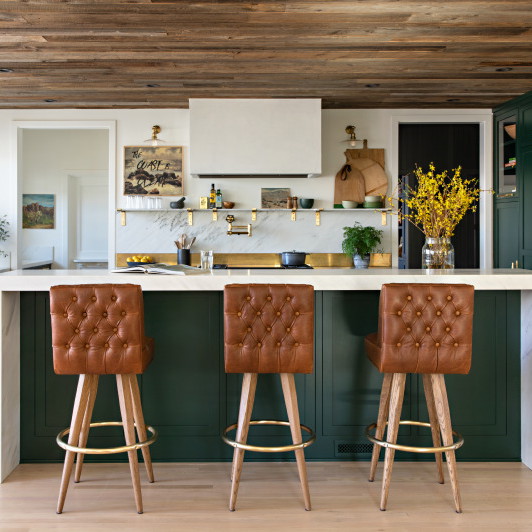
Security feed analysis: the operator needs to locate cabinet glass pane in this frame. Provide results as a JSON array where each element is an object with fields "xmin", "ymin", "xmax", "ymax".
[{"xmin": 498, "ymin": 115, "xmax": 517, "ymax": 194}]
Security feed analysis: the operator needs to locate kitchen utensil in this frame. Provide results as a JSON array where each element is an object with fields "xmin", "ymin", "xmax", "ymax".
[
  {"xmin": 170, "ymin": 197, "xmax": 185, "ymax": 209},
  {"xmin": 222, "ymin": 201, "xmax": 235, "ymax": 209},
  {"xmin": 342, "ymin": 200, "xmax": 359, "ymax": 209},
  {"xmin": 280, "ymin": 250, "xmax": 309, "ymax": 266},
  {"xmin": 187, "ymin": 236, "xmax": 196, "ymax": 249},
  {"xmin": 334, "ymin": 165, "xmax": 366, "ymax": 204},
  {"xmin": 299, "ymin": 198, "xmax": 314, "ymax": 209},
  {"xmin": 180, "ymin": 234, "xmax": 186, "ymax": 249}
]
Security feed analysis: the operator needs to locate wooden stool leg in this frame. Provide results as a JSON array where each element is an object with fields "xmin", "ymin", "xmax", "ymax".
[
  {"xmin": 380, "ymin": 372, "xmax": 406, "ymax": 511},
  {"xmin": 431, "ymin": 374, "xmax": 463, "ymax": 513},
  {"xmin": 117, "ymin": 374, "xmax": 143, "ymax": 514},
  {"xmin": 229, "ymin": 372, "xmax": 257, "ymax": 511},
  {"xmin": 369, "ymin": 373, "xmax": 393, "ymax": 482},
  {"xmin": 57, "ymin": 374, "xmax": 92, "ymax": 514},
  {"xmin": 280, "ymin": 373, "xmax": 311, "ymax": 511},
  {"xmin": 422, "ymin": 374, "xmax": 445, "ymax": 484},
  {"xmin": 74, "ymin": 375, "xmax": 99, "ymax": 483},
  {"xmin": 129, "ymin": 374, "xmax": 155, "ymax": 483}
]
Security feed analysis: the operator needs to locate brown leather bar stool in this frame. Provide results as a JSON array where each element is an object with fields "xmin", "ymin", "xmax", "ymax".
[
  {"xmin": 50, "ymin": 284, "xmax": 157, "ymax": 514},
  {"xmin": 221, "ymin": 284, "xmax": 316, "ymax": 511},
  {"xmin": 365, "ymin": 283, "xmax": 474, "ymax": 513}
]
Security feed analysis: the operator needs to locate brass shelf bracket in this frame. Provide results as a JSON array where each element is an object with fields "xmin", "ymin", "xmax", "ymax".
[
  {"xmin": 291, "ymin": 209, "xmax": 297, "ymax": 221},
  {"xmin": 116, "ymin": 209, "xmax": 126, "ymax": 226},
  {"xmin": 187, "ymin": 208, "xmax": 193, "ymax": 226},
  {"xmin": 212, "ymin": 208, "xmax": 218, "ymax": 221},
  {"xmin": 381, "ymin": 211, "xmax": 387, "ymax": 226},
  {"xmin": 251, "ymin": 208, "xmax": 257, "ymax": 221},
  {"xmin": 315, "ymin": 208, "xmax": 323, "ymax": 226}
]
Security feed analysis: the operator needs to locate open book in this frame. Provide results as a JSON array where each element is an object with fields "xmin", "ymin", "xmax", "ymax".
[{"xmin": 110, "ymin": 263, "xmax": 207, "ymax": 275}]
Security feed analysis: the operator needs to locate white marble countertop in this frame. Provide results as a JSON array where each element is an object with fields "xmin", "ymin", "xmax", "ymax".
[{"xmin": 1, "ymin": 268, "xmax": 532, "ymax": 291}]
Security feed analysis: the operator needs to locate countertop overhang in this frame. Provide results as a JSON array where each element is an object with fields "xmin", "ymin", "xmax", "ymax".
[{"xmin": 1, "ymin": 268, "xmax": 532, "ymax": 291}]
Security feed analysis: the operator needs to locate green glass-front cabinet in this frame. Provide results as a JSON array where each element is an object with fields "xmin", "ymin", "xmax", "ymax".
[{"xmin": 494, "ymin": 91, "xmax": 532, "ymax": 269}]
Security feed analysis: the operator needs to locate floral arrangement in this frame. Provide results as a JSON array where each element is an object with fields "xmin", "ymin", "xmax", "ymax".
[{"xmin": 394, "ymin": 164, "xmax": 480, "ymax": 238}]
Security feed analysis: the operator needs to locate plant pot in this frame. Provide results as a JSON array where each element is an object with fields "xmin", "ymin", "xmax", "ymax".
[
  {"xmin": 177, "ymin": 249, "xmax": 191, "ymax": 266},
  {"xmin": 353, "ymin": 254, "xmax": 370, "ymax": 269}
]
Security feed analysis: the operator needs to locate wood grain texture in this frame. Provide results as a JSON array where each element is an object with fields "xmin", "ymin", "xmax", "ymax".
[
  {"xmin": 280, "ymin": 372, "xmax": 311, "ymax": 511},
  {"xmin": 368, "ymin": 372, "xmax": 392, "ymax": 483},
  {"xmin": 422, "ymin": 373, "xmax": 445, "ymax": 485},
  {"xmin": 0, "ymin": 1, "xmax": 529, "ymax": 108},
  {"xmin": 229, "ymin": 372, "xmax": 257, "ymax": 511}
]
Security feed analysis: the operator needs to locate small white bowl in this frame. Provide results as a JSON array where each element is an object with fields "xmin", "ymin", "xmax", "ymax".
[
  {"xmin": 342, "ymin": 200, "xmax": 359, "ymax": 209},
  {"xmin": 364, "ymin": 195, "xmax": 381, "ymax": 202}
]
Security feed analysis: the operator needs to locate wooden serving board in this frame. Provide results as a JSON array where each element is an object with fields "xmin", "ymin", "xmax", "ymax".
[{"xmin": 333, "ymin": 140, "xmax": 388, "ymax": 206}]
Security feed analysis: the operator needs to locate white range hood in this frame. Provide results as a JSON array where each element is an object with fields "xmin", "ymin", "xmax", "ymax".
[{"xmin": 189, "ymin": 98, "xmax": 321, "ymax": 178}]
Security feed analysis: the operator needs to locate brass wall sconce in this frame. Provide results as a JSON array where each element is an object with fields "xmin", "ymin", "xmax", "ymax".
[
  {"xmin": 144, "ymin": 125, "xmax": 166, "ymax": 146},
  {"xmin": 343, "ymin": 125, "xmax": 366, "ymax": 148}
]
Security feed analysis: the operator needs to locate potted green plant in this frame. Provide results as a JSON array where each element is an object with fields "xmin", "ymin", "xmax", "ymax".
[{"xmin": 342, "ymin": 222, "xmax": 383, "ymax": 269}]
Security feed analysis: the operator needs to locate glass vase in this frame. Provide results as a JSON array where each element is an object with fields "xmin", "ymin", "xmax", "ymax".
[{"xmin": 421, "ymin": 237, "xmax": 455, "ymax": 271}]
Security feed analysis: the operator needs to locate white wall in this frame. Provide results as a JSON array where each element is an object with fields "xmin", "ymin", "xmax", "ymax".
[
  {"xmin": 21, "ymin": 129, "xmax": 108, "ymax": 268},
  {"xmin": 0, "ymin": 107, "xmax": 492, "ymax": 267}
]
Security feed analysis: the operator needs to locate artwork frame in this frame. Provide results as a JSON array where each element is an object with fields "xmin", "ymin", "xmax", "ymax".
[
  {"xmin": 22, "ymin": 194, "xmax": 55, "ymax": 229},
  {"xmin": 261, "ymin": 187, "xmax": 290, "ymax": 209},
  {"xmin": 124, "ymin": 146, "xmax": 184, "ymax": 196}
]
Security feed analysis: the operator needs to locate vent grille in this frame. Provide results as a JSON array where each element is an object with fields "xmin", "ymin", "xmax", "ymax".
[{"xmin": 336, "ymin": 442, "xmax": 373, "ymax": 455}]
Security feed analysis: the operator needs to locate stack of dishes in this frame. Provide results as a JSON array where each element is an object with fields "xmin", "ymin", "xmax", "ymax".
[{"xmin": 363, "ymin": 195, "xmax": 382, "ymax": 208}]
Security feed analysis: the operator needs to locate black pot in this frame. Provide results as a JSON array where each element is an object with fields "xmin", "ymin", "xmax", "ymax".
[{"xmin": 280, "ymin": 250, "xmax": 309, "ymax": 266}]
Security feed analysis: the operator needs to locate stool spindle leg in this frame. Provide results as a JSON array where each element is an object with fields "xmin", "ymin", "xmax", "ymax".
[
  {"xmin": 74, "ymin": 375, "xmax": 99, "ymax": 483},
  {"xmin": 369, "ymin": 373, "xmax": 393, "ymax": 482},
  {"xmin": 117, "ymin": 374, "xmax": 143, "ymax": 514},
  {"xmin": 431, "ymin": 374, "xmax": 462, "ymax": 513},
  {"xmin": 57, "ymin": 374, "xmax": 91, "ymax": 514},
  {"xmin": 380, "ymin": 372, "xmax": 406, "ymax": 511},
  {"xmin": 422, "ymin": 374, "xmax": 445, "ymax": 484},
  {"xmin": 229, "ymin": 372, "xmax": 257, "ymax": 511},
  {"xmin": 129, "ymin": 374, "xmax": 155, "ymax": 483},
  {"xmin": 280, "ymin": 373, "xmax": 312, "ymax": 511}
]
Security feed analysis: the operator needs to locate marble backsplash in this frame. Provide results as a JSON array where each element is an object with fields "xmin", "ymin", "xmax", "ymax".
[{"xmin": 116, "ymin": 209, "xmax": 393, "ymax": 255}]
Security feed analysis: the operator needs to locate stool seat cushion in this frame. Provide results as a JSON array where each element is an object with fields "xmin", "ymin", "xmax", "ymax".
[
  {"xmin": 365, "ymin": 283, "xmax": 474, "ymax": 374},
  {"xmin": 224, "ymin": 284, "xmax": 314, "ymax": 373},
  {"xmin": 50, "ymin": 284, "xmax": 153, "ymax": 375}
]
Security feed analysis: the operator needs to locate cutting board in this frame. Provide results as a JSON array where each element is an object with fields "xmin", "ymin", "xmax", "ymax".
[{"xmin": 333, "ymin": 141, "xmax": 388, "ymax": 206}]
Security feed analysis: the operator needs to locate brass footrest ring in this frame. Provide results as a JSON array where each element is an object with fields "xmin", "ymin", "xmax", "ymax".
[
  {"xmin": 222, "ymin": 420, "xmax": 316, "ymax": 453},
  {"xmin": 366, "ymin": 420, "xmax": 464, "ymax": 453},
  {"xmin": 56, "ymin": 421, "xmax": 158, "ymax": 455}
]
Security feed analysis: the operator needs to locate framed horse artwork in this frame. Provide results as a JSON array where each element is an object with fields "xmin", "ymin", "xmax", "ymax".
[{"xmin": 123, "ymin": 146, "xmax": 184, "ymax": 196}]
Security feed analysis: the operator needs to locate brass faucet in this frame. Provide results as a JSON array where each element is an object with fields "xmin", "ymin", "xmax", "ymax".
[{"xmin": 226, "ymin": 215, "xmax": 252, "ymax": 237}]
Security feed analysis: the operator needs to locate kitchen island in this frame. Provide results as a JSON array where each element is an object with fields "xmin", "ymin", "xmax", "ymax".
[{"xmin": 1, "ymin": 268, "xmax": 531, "ymax": 481}]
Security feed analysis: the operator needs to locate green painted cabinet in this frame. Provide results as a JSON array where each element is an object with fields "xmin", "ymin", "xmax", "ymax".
[
  {"xmin": 21, "ymin": 290, "xmax": 520, "ymax": 463},
  {"xmin": 494, "ymin": 91, "xmax": 532, "ymax": 269}
]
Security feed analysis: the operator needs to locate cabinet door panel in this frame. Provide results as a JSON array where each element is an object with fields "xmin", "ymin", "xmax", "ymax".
[
  {"xmin": 520, "ymin": 144, "xmax": 532, "ymax": 261},
  {"xmin": 520, "ymin": 103, "xmax": 532, "ymax": 146},
  {"xmin": 494, "ymin": 201, "xmax": 519, "ymax": 268}
]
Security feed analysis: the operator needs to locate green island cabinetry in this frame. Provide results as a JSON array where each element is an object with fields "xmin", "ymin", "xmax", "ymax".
[
  {"xmin": 21, "ymin": 290, "xmax": 520, "ymax": 463},
  {"xmin": 494, "ymin": 90, "xmax": 532, "ymax": 269}
]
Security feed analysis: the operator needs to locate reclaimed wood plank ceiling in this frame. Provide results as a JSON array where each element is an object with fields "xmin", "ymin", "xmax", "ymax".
[{"xmin": 0, "ymin": 1, "xmax": 530, "ymax": 109}]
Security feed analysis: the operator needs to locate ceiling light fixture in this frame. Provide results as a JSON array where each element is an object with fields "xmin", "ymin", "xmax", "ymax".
[
  {"xmin": 44, "ymin": 99, "xmax": 57, "ymax": 102},
  {"xmin": 342, "ymin": 125, "xmax": 365, "ymax": 148},
  {"xmin": 496, "ymin": 67, "xmax": 513, "ymax": 72},
  {"xmin": 144, "ymin": 125, "xmax": 166, "ymax": 146},
  {"xmin": 447, "ymin": 98, "xmax": 460, "ymax": 102},
  {"xmin": 365, "ymin": 83, "xmax": 380, "ymax": 88},
  {"xmin": 0, "ymin": 68, "xmax": 13, "ymax": 73},
  {"xmin": 146, "ymin": 83, "xmax": 160, "ymax": 88}
]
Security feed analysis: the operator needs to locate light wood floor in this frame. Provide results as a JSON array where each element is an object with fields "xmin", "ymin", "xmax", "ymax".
[{"xmin": 0, "ymin": 462, "xmax": 531, "ymax": 531}]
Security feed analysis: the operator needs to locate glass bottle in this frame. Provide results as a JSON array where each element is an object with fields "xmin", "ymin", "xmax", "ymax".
[
  {"xmin": 215, "ymin": 188, "xmax": 223, "ymax": 208},
  {"xmin": 209, "ymin": 183, "xmax": 216, "ymax": 209}
]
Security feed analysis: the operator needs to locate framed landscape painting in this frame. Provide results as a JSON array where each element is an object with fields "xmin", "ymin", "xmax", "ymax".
[
  {"xmin": 261, "ymin": 187, "xmax": 290, "ymax": 209},
  {"xmin": 124, "ymin": 146, "xmax": 184, "ymax": 196},
  {"xmin": 22, "ymin": 194, "xmax": 55, "ymax": 229}
]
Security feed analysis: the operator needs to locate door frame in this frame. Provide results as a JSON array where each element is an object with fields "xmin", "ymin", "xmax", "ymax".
[
  {"xmin": 10, "ymin": 120, "xmax": 116, "ymax": 269},
  {"xmin": 390, "ymin": 111, "xmax": 493, "ymax": 269}
]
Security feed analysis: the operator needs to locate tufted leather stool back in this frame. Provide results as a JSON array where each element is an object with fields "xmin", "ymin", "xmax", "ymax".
[
  {"xmin": 50, "ymin": 284, "xmax": 154, "ymax": 375},
  {"xmin": 365, "ymin": 283, "xmax": 474, "ymax": 374},
  {"xmin": 224, "ymin": 284, "xmax": 314, "ymax": 374}
]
